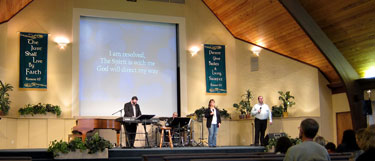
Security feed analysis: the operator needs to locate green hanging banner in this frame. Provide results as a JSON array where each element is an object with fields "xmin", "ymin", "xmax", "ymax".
[
  {"xmin": 204, "ymin": 44, "xmax": 227, "ymax": 93},
  {"xmin": 19, "ymin": 32, "xmax": 48, "ymax": 88}
]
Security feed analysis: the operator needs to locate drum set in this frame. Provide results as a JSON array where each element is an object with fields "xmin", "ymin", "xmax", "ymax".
[{"xmin": 149, "ymin": 116, "xmax": 207, "ymax": 147}]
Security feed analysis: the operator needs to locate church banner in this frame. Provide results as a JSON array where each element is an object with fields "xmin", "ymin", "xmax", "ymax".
[
  {"xmin": 204, "ymin": 44, "xmax": 227, "ymax": 93},
  {"xmin": 19, "ymin": 32, "xmax": 48, "ymax": 88}
]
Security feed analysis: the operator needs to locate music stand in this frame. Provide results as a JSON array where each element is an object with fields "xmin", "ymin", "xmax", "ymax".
[
  {"xmin": 170, "ymin": 117, "xmax": 191, "ymax": 146},
  {"xmin": 170, "ymin": 117, "xmax": 190, "ymax": 128},
  {"xmin": 136, "ymin": 114, "xmax": 155, "ymax": 148},
  {"xmin": 136, "ymin": 114, "xmax": 155, "ymax": 120}
]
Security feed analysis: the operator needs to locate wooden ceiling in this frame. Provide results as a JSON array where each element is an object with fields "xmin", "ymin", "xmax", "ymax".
[
  {"xmin": 203, "ymin": 0, "xmax": 342, "ymax": 84},
  {"xmin": 0, "ymin": 0, "xmax": 33, "ymax": 24},
  {"xmin": 299, "ymin": 0, "xmax": 375, "ymax": 78}
]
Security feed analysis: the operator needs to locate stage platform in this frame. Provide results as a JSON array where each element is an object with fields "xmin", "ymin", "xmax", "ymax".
[{"xmin": 0, "ymin": 146, "xmax": 265, "ymax": 161}]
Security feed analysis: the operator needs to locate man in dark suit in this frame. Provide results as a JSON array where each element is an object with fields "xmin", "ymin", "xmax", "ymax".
[{"xmin": 124, "ymin": 96, "xmax": 142, "ymax": 148}]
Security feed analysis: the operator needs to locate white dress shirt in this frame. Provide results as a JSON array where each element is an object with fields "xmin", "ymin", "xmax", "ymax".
[
  {"xmin": 251, "ymin": 103, "xmax": 272, "ymax": 123},
  {"xmin": 132, "ymin": 104, "xmax": 136, "ymax": 117},
  {"xmin": 211, "ymin": 108, "xmax": 217, "ymax": 125}
]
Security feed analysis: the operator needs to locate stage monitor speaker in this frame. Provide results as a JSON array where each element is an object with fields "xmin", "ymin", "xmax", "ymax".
[{"xmin": 268, "ymin": 132, "xmax": 287, "ymax": 139}]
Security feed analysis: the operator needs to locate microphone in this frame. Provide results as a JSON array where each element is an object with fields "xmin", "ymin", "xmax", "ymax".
[{"xmin": 258, "ymin": 106, "xmax": 262, "ymax": 114}]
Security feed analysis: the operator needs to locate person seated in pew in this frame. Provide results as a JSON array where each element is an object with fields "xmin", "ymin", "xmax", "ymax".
[
  {"xmin": 336, "ymin": 129, "xmax": 360, "ymax": 153},
  {"xmin": 314, "ymin": 136, "xmax": 326, "ymax": 147},
  {"xmin": 275, "ymin": 136, "xmax": 292, "ymax": 154},
  {"xmin": 356, "ymin": 125, "xmax": 375, "ymax": 161},
  {"xmin": 325, "ymin": 142, "xmax": 336, "ymax": 154},
  {"xmin": 284, "ymin": 118, "xmax": 330, "ymax": 161}
]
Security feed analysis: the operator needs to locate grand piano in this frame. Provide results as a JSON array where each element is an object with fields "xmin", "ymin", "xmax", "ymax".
[
  {"xmin": 72, "ymin": 118, "xmax": 121, "ymax": 145},
  {"xmin": 72, "ymin": 117, "xmax": 161, "ymax": 147}
]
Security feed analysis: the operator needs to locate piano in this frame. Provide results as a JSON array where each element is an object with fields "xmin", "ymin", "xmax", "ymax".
[{"xmin": 72, "ymin": 118, "xmax": 121, "ymax": 145}]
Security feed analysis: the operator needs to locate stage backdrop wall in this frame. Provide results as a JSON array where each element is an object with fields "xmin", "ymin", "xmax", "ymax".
[{"xmin": 0, "ymin": 0, "xmax": 344, "ymax": 148}]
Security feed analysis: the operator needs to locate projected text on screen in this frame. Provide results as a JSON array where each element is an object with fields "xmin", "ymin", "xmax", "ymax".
[{"xmin": 79, "ymin": 16, "xmax": 178, "ymax": 117}]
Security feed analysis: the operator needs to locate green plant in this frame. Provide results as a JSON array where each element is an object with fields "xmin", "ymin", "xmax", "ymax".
[
  {"xmin": 68, "ymin": 138, "xmax": 86, "ymax": 152},
  {"xmin": 48, "ymin": 140, "xmax": 69, "ymax": 157},
  {"xmin": 278, "ymin": 91, "xmax": 295, "ymax": 112},
  {"xmin": 18, "ymin": 103, "xmax": 61, "ymax": 116},
  {"xmin": 266, "ymin": 138, "xmax": 278, "ymax": 151},
  {"xmin": 47, "ymin": 133, "xmax": 112, "ymax": 157},
  {"xmin": 85, "ymin": 133, "xmax": 113, "ymax": 154},
  {"xmin": 219, "ymin": 108, "xmax": 231, "ymax": 119},
  {"xmin": 193, "ymin": 106, "xmax": 231, "ymax": 120},
  {"xmin": 272, "ymin": 105, "xmax": 283, "ymax": 117},
  {"xmin": 0, "ymin": 80, "xmax": 14, "ymax": 115},
  {"xmin": 233, "ymin": 89, "xmax": 254, "ymax": 115},
  {"xmin": 290, "ymin": 137, "xmax": 302, "ymax": 145},
  {"xmin": 266, "ymin": 135, "xmax": 302, "ymax": 152},
  {"xmin": 194, "ymin": 106, "xmax": 207, "ymax": 121}
]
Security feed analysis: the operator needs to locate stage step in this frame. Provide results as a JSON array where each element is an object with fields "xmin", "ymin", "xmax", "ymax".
[{"xmin": 0, "ymin": 146, "xmax": 266, "ymax": 161}]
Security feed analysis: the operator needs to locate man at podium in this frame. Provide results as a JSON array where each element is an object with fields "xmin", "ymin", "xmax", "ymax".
[{"xmin": 124, "ymin": 96, "xmax": 142, "ymax": 148}]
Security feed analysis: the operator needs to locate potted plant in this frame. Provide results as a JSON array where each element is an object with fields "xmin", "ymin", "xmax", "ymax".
[
  {"xmin": 193, "ymin": 106, "xmax": 231, "ymax": 121},
  {"xmin": 18, "ymin": 103, "xmax": 62, "ymax": 118},
  {"xmin": 233, "ymin": 89, "xmax": 253, "ymax": 119},
  {"xmin": 271, "ymin": 105, "xmax": 283, "ymax": 117},
  {"xmin": 0, "ymin": 80, "xmax": 14, "ymax": 116},
  {"xmin": 265, "ymin": 135, "xmax": 302, "ymax": 152},
  {"xmin": 278, "ymin": 91, "xmax": 295, "ymax": 117},
  {"xmin": 194, "ymin": 106, "xmax": 207, "ymax": 121},
  {"xmin": 218, "ymin": 108, "xmax": 231, "ymax": 120},
  {"xmin": 48, "ymin": 133, "xmax": 112, "ymax": 159}
]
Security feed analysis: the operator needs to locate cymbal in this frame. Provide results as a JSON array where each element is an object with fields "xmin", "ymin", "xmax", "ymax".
[{"xmin": 158, "ymin": 117, "xmax": 171, "ymax": 121}]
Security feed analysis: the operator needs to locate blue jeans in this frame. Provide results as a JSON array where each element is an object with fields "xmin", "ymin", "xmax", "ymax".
[{"xmin": 208, "ymin": 124, "xmax": 218, "ymax": 147}]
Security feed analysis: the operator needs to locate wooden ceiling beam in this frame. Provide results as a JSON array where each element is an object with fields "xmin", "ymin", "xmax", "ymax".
[
  {"xmin": 280, "ymin": 0, "xmax": 367, "ymax": 130},
  {"xmin": 0, "ymin": 0, "xmax": 33, "ymax": 24}
]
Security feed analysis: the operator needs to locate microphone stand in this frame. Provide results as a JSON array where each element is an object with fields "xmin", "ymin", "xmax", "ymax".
[
  {"xmin": 112, "ymin": 108, "xmax": 124, "ymax": 148},
  {"xmin": 112, "ymin": 109, "xmax": 124, "ymax": 116}
]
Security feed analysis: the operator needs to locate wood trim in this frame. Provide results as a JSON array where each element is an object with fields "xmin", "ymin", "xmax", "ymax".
[
  {"xmin": 336, "ymin": 111, "xmax": 352, "ymax": 144},
  {"xmin": 0, "ymin": 0, "xmax": 33, "ymax": 24},
  {"xmin": 280, "ymin": 0, "xmax": 367, "ymax": 130}
]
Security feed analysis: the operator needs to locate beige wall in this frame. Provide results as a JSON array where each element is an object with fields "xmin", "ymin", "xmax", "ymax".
[
  {"xmin": 332, "ymin": 93, "xmax": 351, "ymax": 145},
  {"xmin": 0, "ymin": 117, "xmax": 76, "ymax": 149},
  {"xmin": 0, "ymin": 0, "xmax": 337, "ymax": 148},
  {"xmin": 234, "ymin": 39, "xmax": 321, "ymax": 117},
  {"xmin": 185, "ymin": 0, "xmax": 238, "ymax": 114}
]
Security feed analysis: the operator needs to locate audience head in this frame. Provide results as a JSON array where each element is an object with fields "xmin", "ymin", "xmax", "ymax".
[
  {"xmin": 356, "ymin": 128, "xmax": 366, "ymax": 150},
  {"xmin": 361, "ymin": 125, "xmax": 375, "ymax": 151},
  {"xmin": 275, "ymin": 136, "xmax": 292, "ymax": 154},
  {"xmin": 341, "ymin": 129, "xmax": 359, "ymax": 150},
  {"xmin": 325, "ymin": 142, "xmax": 336, "ymax": 153},
  {"xmin": 299, "ymin": 118, "xmax": 319, "ymax": 140},
  {"xmin": 314, "ymin": 136, "xmax": 326, "ymax": 146},
  {"xmin": 208, "ymin": 99, "xmax": 215, "ymax": 108}
]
